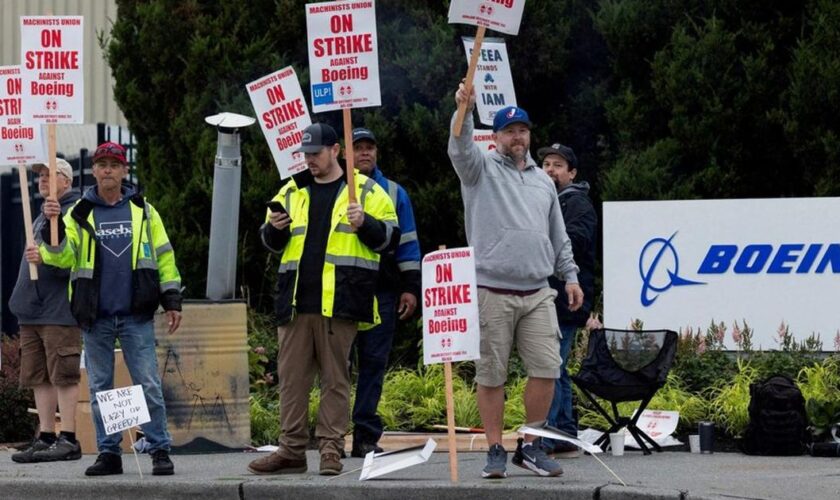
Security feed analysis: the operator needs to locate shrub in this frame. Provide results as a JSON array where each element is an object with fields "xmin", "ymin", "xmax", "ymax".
[
  {"xmin": 707, "ymin": 360, "xmax": 759, "ymax": 437},
  {"xmin": 0, "ymin": 336, "xmax": 37, "ymax": 442}
]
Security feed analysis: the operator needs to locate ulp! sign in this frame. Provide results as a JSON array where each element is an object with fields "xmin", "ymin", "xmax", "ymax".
[
  {"xmin": 19, "ymin": 16, "xmax": 84, "ymax": 124},
  {"xmin": 306, "ymin": 0, "xmax": 381, "ymax": 113}
]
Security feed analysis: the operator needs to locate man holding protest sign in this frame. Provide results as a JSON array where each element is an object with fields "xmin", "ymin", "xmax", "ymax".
[
  {"xmin": 538, "ymin": 143, "xmax": 598, "ymax": 458},
  {"xmin": 11, "ymin": 158, "xmax": 82, "ymax": 464},
  {"xmin": 349, "ymin": 127, "xmax": 421, "ymax": 457},
  {"xmin": 37, "ymin": 142, "xmax": 182, "ymax": 477},
  {"xmin": 248, "ymin": 123, "xmax": 399, "ymax": 476},
  {"xmin": 448, "ymin": 83, "xmax": 583, "ymax": 478}
]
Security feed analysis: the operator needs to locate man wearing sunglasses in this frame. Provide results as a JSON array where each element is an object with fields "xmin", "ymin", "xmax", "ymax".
[
  {"xmin": 36, "ymin": 142, "xmax": 182, "ymax": 477},
  {"xmin": 11, "ymin": 158, "xmax": 82, "ymax": 464}
]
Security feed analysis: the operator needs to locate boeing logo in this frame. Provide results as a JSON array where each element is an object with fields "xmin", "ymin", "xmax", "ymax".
[
  {"xmin": 638, "ymin": 232, "xmax": 704, "ymax": 307},
  {"xmin": 639, "ymin": 233, "xmax": 840, "ymax": 307}
]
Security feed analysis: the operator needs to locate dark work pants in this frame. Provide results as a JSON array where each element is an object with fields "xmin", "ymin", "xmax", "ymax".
[{"xmin": 351, "ymin": 291, "xmax": 397, "ymax": 444}]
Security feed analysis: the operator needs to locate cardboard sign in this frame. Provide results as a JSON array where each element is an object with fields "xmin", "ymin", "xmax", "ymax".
[
  {"xmin": 305, "ymin": 0, "xmax": 381, "ymax": 112},
  {"xmin": 359, "ymin": 439, "xmax": 437, "ymax": 481},
  {"xmin": 448, "ymin": 0, "xmax": 526, "ymax": 36},
  {"xmin": 462, "ymin": 37, "xmax": 516, "ymax": 126},
  {"xmin": 422, "ymin": 247, "xmax": 480, "ymax": 364},
  {"xmin": 604, "ymin": 198, "xmax": 840, "ymax": 350},
  {"xmin": 95, "ymin": 385, "xmax": 151, "ymax": 436},
  {"xmin": 0, "ymin": 65, "xmax": 45, "ymax": 166},
  {"xmin": 472, "ymin": 129, "xmax": 496, "ymax": 153},
  {"xmin": 19, "ymin": 16, "xmax": 84, "ymax": 124},
  {"xmin": 247, "ymin": 66, "xmax": 312, "ymax": 179}
]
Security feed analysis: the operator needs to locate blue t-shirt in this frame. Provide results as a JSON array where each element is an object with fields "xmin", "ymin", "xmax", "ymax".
[{"xmin": 86, "ymin": 186, "xmax": 135, "ymax": 317}]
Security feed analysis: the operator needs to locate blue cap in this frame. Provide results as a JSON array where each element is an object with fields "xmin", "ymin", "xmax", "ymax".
[{"xmin": 492, "ymin": 106, "xmax": 532, "ymax": 132}]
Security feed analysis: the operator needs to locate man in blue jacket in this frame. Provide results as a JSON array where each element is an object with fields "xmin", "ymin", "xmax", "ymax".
[
  {"xmin": 349, "ymin": 127, "xmax": 422, "ymax": 457},
  {"xmin": 539, "ymin": 143, "xmax": 598, "ymax": 458}
]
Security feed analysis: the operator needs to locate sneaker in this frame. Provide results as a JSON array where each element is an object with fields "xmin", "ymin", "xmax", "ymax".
[
  {"xmin": 31, "ymin": 436, "xmax": 82, "ymax": 462},
  {"xmin": 546, "ymin": 439, "xmax": 581, "ymax": 459},
  {"xmin": 11, "ymin": 438, "xmax": 53, "ymax": 464},
  {"xmin": 247, "ymin": 451, "xmax": 307, "ymax": 475},
  {"xmin": 151, "ymin": 450, "xmax": 175, "ymax": 476},
  {"xmin": 350, "ymin": 441, "xmax": 384, "ymax": 458},
  {"xmin": 85, "ymin": 453, "xmax": 123, "ymax": 476},
  {"xmin": 482, "ymin": 443, "xmax": 507, "ymax": 479},
  {"xmin": 513, "ymin": 438, "xmax": 564, "ymax": 477},
  {"xmin": 319, "ymin": 453, "xmax": 343, "ymax": 476}
]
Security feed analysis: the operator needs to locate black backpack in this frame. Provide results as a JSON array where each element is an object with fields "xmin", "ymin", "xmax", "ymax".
[{"xmin": 740, "ymin": 375, "xmax": 809, "ymax": 455}]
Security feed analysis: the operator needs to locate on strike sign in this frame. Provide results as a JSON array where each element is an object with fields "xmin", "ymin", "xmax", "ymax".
[
  {"xmin": 448, "ymin": 0, "xmax": 526, "ymax": 36},
  {"xmin": 306, "ymin": 0, "xmax": 381, "ymax": 113},
  {"xmin": 247, "ymin": 66, "xmax": 312, "ymax": 179},
  {"xmin": 20, "ymin": 16, "xmax": 84, "ymax": 124},
  {"xmin": 463, "ymin": 37, "xmax": 516, "ymax": 126},
  {"xmin": 422, "ymin": 247, "xmax": 480, "ymax": 365},
  {"xmin": 0, "ymin": 65, "xmax": 45, "ymax": 166}
]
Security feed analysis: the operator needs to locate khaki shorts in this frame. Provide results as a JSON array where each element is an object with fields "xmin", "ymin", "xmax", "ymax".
[
  {"xmin": 474, "ymin": 287, "xmax": 562, "ymax": 387},
  {"xmin": 19, "ymin": 325, "xmax": 82, "ymax": 387}
]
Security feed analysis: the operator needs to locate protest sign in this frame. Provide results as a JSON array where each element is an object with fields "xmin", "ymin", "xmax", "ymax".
[
  {"xmin": 19, "ymin": 16, "xmax": 84, "ymax": 124},
  {"xmin": 247, "ymin": 66, "xmax": 311, "ymax": 179},
  {"xmin": 422, "ymin": 247, "xmax": 480, "ymax": 365},
  {"xmin": 472, "ymin": 129, "xmax": 496, "ymax": 152},
  {"xmin": 448, "ymin": 0, "xmax": 526, "ymax": 36},
  {"xmin": 359, "ymin": 439, "xmax": 437, "ymax": 481},
  {"xmin": 462, "ymin": 37, "xmax": 516, "ymax": 126},
  {"xmin": 305, "ymin": 0, "xmax": 381, "ymax": 113},
  {"xmin": 0, "ymin": 66, "xmax": 46, "ymax": 166},
  {"xmin": 95, "ymin": 385, "xmax": 151, "ymax": 436}
]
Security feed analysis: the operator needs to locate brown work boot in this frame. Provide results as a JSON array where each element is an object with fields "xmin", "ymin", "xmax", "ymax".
[
  {"xmin": 319, "ymin": 453, "xmax": 342, "ymax": 476},
  {"xmin": 247, "ymin": 451, "xmax": 307, "ymax": 475}
]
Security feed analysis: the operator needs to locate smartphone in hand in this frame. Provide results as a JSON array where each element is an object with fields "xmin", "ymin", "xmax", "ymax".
[{"xmin": 266, "ymin": 201, "xmax": 287, "ymax": 215}]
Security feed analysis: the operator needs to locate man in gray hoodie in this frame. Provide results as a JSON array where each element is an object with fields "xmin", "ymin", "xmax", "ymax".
[
  {"xmin": 9, "ymin": 158, "xmax": 82, "ymax": 463},
  {"xmin": 448, "ymin": 83, "xmax": 583, "ymax": 479}
]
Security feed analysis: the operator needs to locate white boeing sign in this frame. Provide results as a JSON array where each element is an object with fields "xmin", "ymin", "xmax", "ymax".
[{"xmin": 603, "ymin": 198, "xmax": 840, "ymax": 350}]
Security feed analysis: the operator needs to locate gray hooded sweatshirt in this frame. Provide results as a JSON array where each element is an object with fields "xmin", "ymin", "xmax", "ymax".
[
  {"xmin": 9, "ymin": 188, "xmax": 81, "ymax": 325},
  {"xmin": 448, "ymin": 113, "xmax": 579, "ymax": 290}
]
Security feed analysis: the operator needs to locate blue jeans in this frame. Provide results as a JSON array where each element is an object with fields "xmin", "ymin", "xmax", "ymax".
[
  {"xmin": 83, "ymin": 315, "xmax": 171, "ymax": 455},
  {"xmin": 546, "ymin": 324, "xmax": 578, "ymax": 438},
  {"xmin": 351, "ymin": 291, "xmax": 396, "ymax": 443}
]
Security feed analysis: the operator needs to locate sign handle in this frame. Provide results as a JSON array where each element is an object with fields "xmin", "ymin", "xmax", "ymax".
[
  {"xmin": 443, "ymin": 360, "xmax": 459, "ymax": 482},
  {"xmin": 342, "ymin": 109, "xmax": 356, "ymax": 203},
  {"xmin": 48, "ymin": 124, "xmax": 58, "ymax": 246},
  {"xmin": 453, "ymin": 26, "xmax": 486, "ymax": 137},
  {"xmin": 17, "ymin": 166, "xmax": 38, "ymax": 280},
  {"xmin": 127, "ymin": 428, "xmax": 143, "ymax": 479}
]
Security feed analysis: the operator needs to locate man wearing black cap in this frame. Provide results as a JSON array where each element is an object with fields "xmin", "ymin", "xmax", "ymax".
[
  {"xmin": 349, "ymin": 127, "xmax": 421, "ymax": 457},
  {"xmin": 538, "ymin": 143, "xmax": 597, "ymax": 458},
  {"xmin": 249, "ymin": 123, "xmax": 400, "ymax": 476},
  {"xmin": 448, "ymin": 83, "xmax": 583, "ymax": 479}
]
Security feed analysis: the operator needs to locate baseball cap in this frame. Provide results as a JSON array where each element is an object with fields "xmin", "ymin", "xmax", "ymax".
[
  {"xmin": 92, "ymin": 142, "xmax": 128, "ymax": 165},
  {"xmin": 352, "ymin": 127, "xmax": 377, "ymax": 144},
  {"xmin": 32, "ymin": 158, "xmax": 73, "ymax": 179},
  {"xmin": 492, "ymin": 106, "xmax": 532, "ymax": 132},
  {"xmin": 537, "ymin": 143, "xmax": 578, "ymax": 169},
  {"xmin": 294, "ymin": 123, "xmax": 338, "ymax": 154}
]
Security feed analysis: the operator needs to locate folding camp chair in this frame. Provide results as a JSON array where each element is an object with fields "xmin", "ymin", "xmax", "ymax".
[{"xmin": 572, "ymin": 328, "xmax": 678, "ymax": 455}]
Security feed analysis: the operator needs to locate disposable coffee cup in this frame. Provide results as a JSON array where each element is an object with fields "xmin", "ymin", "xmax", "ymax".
[
  {"xmin": 610, "ymin": 432, "xmax": 625, "ymax": 456},
  {"xmin": 698, "ymin": 421, "xmax": 714, "ymax": 453},
  {"xmin": 688, "ymin": 434, "xmax": 700, "ymax": 453}
]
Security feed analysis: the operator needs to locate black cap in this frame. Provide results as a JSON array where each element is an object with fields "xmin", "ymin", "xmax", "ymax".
[
  {"xmin": 352, "ymin": 127, "xmax": 376, "ymax": 144},
  {"xmin": 294, "ymin": 123, "xmax": 338, "ymax": 154},
  {"xmin": 537, "ymin": 143, "xmax": 578, "ymax": 169}
]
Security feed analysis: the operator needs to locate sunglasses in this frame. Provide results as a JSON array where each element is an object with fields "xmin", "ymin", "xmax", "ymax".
[{"xmin": 94, "ymin": 144, "xmax": 126, "ymax": 157}]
